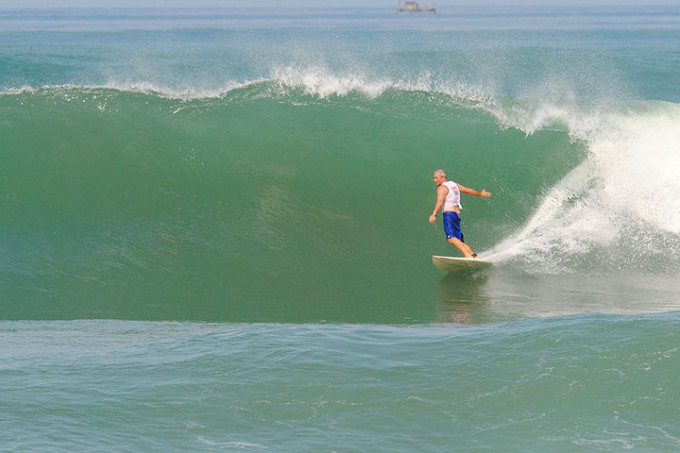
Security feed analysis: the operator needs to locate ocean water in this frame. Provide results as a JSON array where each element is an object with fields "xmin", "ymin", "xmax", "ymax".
[{"xmin": 1, "ymin": 4, "xmax": 679, "ymax": 451}]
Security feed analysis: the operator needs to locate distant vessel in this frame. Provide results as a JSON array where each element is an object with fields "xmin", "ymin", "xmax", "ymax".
[{"xmin": 396, "ymin": 1, "xmax": 437, "ymax": 14}]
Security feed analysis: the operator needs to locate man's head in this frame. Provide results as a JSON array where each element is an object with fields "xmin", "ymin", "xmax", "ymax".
[{"xmin": 433, "ymin": 169, "xmax": 448, "ymax": 186}]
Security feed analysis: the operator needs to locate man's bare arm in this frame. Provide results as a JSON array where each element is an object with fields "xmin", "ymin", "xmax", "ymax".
[
  {"xmin": 429, "ymin": 185, "xmax": 449, "ymax": 223},
  {"xmin": 458, "ymin": 183, "xmax": 491, "ymax": 198}
]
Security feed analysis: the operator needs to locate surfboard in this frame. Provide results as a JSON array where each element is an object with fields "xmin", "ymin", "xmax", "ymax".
[{"xmin": 432, "ymin": 255, "xmax": 494, "ymax": 271}]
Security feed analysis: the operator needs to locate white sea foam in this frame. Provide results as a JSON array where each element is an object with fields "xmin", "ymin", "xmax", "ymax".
[{"xmin": 485, "ymin": 101, "xmax": 680, "ymax": 269}]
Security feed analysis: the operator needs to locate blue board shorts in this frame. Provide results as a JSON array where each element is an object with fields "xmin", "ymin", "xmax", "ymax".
[{"xmin": 443, "ymin": 211, "xmax": 464, "ymax": 242}]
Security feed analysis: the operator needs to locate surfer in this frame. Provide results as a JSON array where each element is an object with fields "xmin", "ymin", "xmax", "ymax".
[{"xmin": 429, "ymin": 169, "xmax": 491, "ymax": 258}]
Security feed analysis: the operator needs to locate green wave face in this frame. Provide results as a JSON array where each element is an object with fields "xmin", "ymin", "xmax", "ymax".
[{"xmin": 3, "ymin": 86, "xmax": 679, "ymax": 321}]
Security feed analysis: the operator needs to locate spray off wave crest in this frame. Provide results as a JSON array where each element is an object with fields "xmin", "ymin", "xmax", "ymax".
[{"xmin": 2, "ymin": 63, "xmax": 495, "ymax": 105}]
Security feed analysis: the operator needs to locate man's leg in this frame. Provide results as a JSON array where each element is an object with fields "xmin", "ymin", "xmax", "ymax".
[{"xmin": 448, "ymin": 237, "xmax": 475, "ymax": 258}]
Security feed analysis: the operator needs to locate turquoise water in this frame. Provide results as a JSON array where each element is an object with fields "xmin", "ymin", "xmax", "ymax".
[
  {"xmin": 1, "ymin": 5, "xmax": 680, "ymax": 451},
  {"xmin": 2, "ymin": 315, "xmax": 678, "ymax": 452}
]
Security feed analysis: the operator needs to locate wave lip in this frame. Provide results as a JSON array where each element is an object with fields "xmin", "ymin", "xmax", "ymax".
[{"xmin": 1, "ymin": 63, "xmax": 498, "ymax": 105}]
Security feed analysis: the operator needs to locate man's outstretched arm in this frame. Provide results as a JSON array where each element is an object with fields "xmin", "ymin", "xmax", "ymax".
[{"xmin": 458, "ymin": 184, "xmax": 491, "ymax": 198}]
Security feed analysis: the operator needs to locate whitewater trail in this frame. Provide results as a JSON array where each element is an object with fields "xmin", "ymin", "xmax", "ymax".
[{"xmin": 484, "ymin": 101, "xmax": 680, "ymax": 271}]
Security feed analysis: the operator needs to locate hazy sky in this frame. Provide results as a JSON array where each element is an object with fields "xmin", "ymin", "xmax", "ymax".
[{"xmin": 0, "ymin": 0, "xmax": 671, "ymax": 8}]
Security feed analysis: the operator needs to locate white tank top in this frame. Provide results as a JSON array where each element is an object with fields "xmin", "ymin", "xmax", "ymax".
[{"xmin": 442, "ymin": 181, "xmax": 462, "ymax": 211}]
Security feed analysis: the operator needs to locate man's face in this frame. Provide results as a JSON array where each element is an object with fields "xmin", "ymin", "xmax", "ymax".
[{"xmin": 433, "ymin": 173, "xmax": 445, "ymax": 186}]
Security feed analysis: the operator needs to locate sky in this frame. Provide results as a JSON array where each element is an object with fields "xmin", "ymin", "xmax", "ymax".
[{"xmin": 0, "ymin": 0, "xmax": 673, "ymax": 8}]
